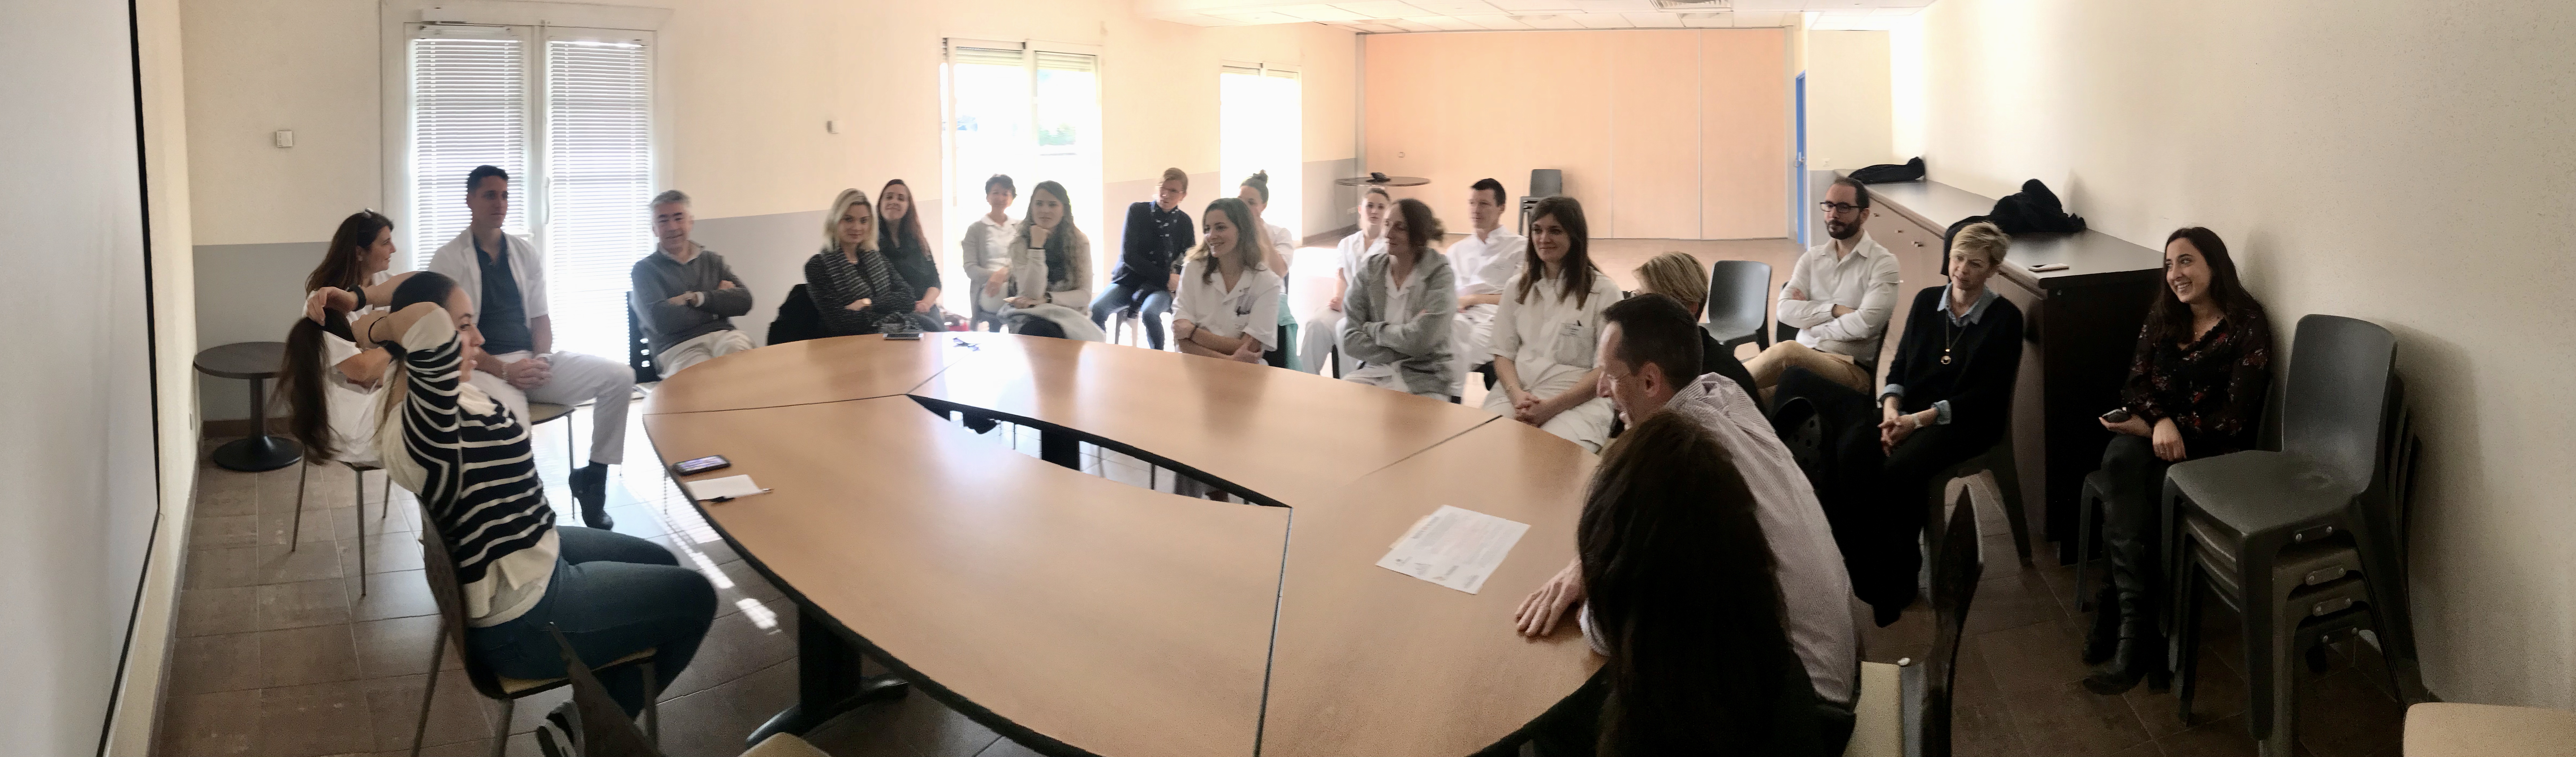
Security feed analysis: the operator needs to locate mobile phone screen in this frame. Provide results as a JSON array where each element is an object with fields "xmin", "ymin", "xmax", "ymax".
[{"xmin": 674, "ymin": 455, "xmax": 730, "ymax": 475}]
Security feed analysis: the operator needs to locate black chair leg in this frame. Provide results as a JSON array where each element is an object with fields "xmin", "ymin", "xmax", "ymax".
[{"xmin": 290, "ymin": 461, "xmax": 309, "ymax": 550}]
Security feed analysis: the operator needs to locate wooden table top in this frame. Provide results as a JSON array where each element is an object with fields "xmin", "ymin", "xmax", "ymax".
[
  {"xmin": 646, "ymin": 397, "xmax": 1288, "ymax": 757},
  {"xmin": 641, "ymin": 334, "xmax": 1599, "ymax": 756},
  {"xmin": 194, "ymin": 341, "xmax": 287, "ymax": 379}
]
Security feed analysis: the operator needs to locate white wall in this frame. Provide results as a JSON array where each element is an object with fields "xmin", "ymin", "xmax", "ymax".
[
  {"xmin": 182, "ymin": 0, "xmax": 1356, "ymax": 420},
  {"xmin": 0, "ymin": 0, "xmax": 164, "ymax": 751},
  {"xmin": 1803, "ymin": 30, "xmax": 1897, "ymax": 173},
  {"xmin": 1913, "ymin": 0, "xmax": 2576, "ymax": 708}
]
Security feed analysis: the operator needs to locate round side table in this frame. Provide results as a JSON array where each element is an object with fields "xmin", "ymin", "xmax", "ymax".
[
  {"xmin": 1333, "ymin": 175, "xmax": 1431, "ymax": 187},
  {"xmin": 196, "ymin": 341, "xmax": 304, "ymax": 472}
]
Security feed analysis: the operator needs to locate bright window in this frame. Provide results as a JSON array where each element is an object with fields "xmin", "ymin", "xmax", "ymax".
[
  {"xmin": 1221, "ymin": 63, "xmax": 1301, "ymax": 245},
  {"xmin": 403, "ymin": 23, "xmax": 654, "ymax": 361},
  {"xmin": 943, "ymin": 40, "xmax": 1103, "ymax": 288}
]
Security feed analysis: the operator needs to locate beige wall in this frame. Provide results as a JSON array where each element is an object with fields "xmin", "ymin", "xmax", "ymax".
[
  {"xmin": 1915, "ymin": 0, "xmax": 2576, "ymax": 708},
  {"xmin": 1803, "ymin": 30, "xmax": 1896, "ymax": 172},
  {"xmin": 1362, "ymin": 30, "xmax": 1788, "ymax": 240},
  {"xmin": 181, "ymin": 0, "xmax": 1355, "ymax": 420}
]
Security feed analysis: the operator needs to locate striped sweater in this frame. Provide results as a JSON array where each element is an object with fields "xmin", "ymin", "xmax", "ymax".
[{"xmin": 376, "ymin": 314, "xmax": 560, "ymax": 626}]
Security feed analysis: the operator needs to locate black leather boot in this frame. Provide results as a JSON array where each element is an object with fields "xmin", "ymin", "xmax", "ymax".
[
  {"xmin": 2083, "ymin": 584, "xmax": 2120, "ymax": 664},
  {"xmin": 572, "ymin": 462, "xmax": 614, "ymax": 530},
  {"xmin": 2084, "ymin": 592, "xmax": 2169, "ymax": 695}
]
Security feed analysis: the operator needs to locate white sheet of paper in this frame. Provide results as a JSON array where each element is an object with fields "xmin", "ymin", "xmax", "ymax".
[
  {"xmin": 683, "ymin": 474, "xmax": 769, "ymax": 501},
  {"xmin": 1375, "ymin": 505, "xmax": 1530, "ymax": 594}
]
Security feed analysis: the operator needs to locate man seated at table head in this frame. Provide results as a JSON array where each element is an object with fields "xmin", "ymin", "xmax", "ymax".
[
  {"xmin": 1512, "ymin": 293, "xmax": 1859, "ymax": 728},
  {"xmin": 426, "ymin": 164, "xmax": 635, "ymax": 528},
  {"xmin": 631, "ymin": 189, "xmax": 755, "ymax": 377},
  {"xmin": 1447, "ymin": 177, "xmax": 1524, "ymax": 394},
  {"xmin": 1744, "ymin": 177, "xmax": 1902, "ymax": 397}
]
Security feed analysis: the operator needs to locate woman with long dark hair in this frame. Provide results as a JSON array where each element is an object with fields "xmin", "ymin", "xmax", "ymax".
[
  {"xmin": 876, "ymin": 178, "xmax": 944, "ymax": 330},
  {"xmin": 805, "ymin": 188, "xmax": 920, "ymax": 336},
  {"xmin": 1339, "ymin": 198, "xmax": 1456, "ymax": 398},
  {"xmin": 1000, "ymin": 180, "xmax": 1101, "ymax": 339},
  {"xmin": 2084, "ymin": 226, "xmax": 2273, "ymax": 693},
  {"xmin": 1170, "ymin": 197, "xmax": 1282, "ymax": 364},
  {"xmin": 1482, "ymin": 196, "xmax": 1620, "ymax": 451},
  {"xmin": 1524, "ymin": 412, "xmax": 1828, "ymax": 757},
  {"xmin": 308, "ymin": 271, "xmax": 713, "ymax": 724},
  {"xmin": 278, "ymin": 210, "xmax": 398, "ymax": 464}
]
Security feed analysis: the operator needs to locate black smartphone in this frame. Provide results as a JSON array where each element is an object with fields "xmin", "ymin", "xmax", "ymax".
[
  {"xmin": 885, "ymin": 332, "xmax": 923, "ymax": 341},
  {"xmin": 673, "ymin": 455, "xmax": 731, "ymax": 476},
  {"xmin": 2099, "ymin": 408, "xmax": 2132, "ymax": 424}
]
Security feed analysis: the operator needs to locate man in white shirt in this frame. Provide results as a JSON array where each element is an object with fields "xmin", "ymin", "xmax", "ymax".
[
  {"xmin": 1514, "ymin": 292, "xmax": 1860, "ymax": 715},
  {"xmin": 1445, "ymin": 177, "xmax": 1525, "ymax": 394},
  {"xmin": 1745, "ymin": 177, "xmax": 1902, "ymax": 396},
  {"xmin": 425, "ymin": 165, "xmax": 636, "ymax": 528},
  {"xmin": 1297, "ymin": 187, "xmax": 1390, "ymax": 376}
]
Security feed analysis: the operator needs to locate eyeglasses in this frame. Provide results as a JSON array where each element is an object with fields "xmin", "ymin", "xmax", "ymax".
[{"xmin": 1817, "ymin": 202, "xmax": 1864, "ymax": 215}]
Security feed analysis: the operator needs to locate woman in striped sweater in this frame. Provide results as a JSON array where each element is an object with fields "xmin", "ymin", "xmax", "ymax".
[{"xmin": 309, "ymin": 271, "xmax": 714, "ymax": 718}]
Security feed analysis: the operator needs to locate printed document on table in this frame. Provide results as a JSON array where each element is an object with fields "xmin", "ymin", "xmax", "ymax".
[
  {"xmin": 683, "ymin": 474, "xmax": 769, "ymax": 501},
  {"xmin": 1376, "ymin": 505, "xmax": 1530, "ymax": 594}
]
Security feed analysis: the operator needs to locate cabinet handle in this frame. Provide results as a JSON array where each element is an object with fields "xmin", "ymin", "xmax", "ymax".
[{"xmin": 1914, "ymin": 241, "xmax": 1925, "ymax": 247}]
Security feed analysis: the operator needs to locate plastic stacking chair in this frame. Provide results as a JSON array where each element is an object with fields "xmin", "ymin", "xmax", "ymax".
[
  {"xmin": 409, "ymin": 504, "xmax": 659, "ymax": 757},
  {"xmin": 627, "ymin": 301, "xmax": 664, "ymax": 383},
  {"xmin": 527, "ymin": 401, "xmax": 578, "ymax": 480},
  {"xmin": 2156, "ymin": 314, "xmax": 2428, "ymax": 755},
  {"xmin": 1702, "ymin": 260, "xmax": 1773, "ymax": 353},
  {"xmin": 1108, "ymin": 303, "xmax": 1146, "ymax": 348},
  {"xmin": 2403, "ymin": 702, "xmax": 2576, "ymax": 757},
  {"xmin": 1924, "ymin": 424, "xmax": 2034, "ymax": 569},
  {"xmin": 288, "ymin": 457, "xmax": 398, "ymax": 595},
  {"xmin": 1847, "ymin": 488, "xmax": 1984, "ymax": 757},
  {"xmin": 1517, "ymin": 169, "xmax": 1562, "ymax": 233}
]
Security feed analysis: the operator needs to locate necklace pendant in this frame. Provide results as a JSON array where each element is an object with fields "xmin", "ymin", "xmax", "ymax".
[{"xmin": 1941, "ymin": 349, "xmax": 1953, "ymax": 365}]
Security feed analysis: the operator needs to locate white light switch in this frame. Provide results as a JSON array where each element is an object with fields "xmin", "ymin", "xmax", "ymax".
[{"xmin": 273, "ymin": 130, "xmax": 294, "ymax": 148}]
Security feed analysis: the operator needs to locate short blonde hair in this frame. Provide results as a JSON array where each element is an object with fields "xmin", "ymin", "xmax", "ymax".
[
  {"xmin": 1161, "ymin": 167, "xmax": 1188, "ymax": 190},
  {"xmin": 1633, "ymin": 251, "xmax": 1709, "ymax": 317},
  {"xmin": 822, "ymin": 188, "xmax": 876, "ymax": 251},
  {"xmin": 1949, "ymin": 221, "xmax": 2010, "ymax": 266}
]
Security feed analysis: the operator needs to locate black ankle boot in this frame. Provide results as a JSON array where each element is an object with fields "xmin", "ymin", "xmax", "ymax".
[
  {"xmin": 2084, "ymin": 594, "xmax": 2169, "ymax": 695},
  {"xmin": 572, "ymin": 463, "xmax": 613, "ymax": 529},
  {"xmin": 2083, "ymin": 585, "xmax": 2120, "ymax": 665}
]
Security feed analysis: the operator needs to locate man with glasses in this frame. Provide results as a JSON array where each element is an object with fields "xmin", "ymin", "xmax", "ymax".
[
  {"xmin": 1091, "ymin": 167, "xmax": 1194, "ymax": 350},
  {"xmin": 1743, "ymin": 177, "xmax": 1902, "ymax": 396}
]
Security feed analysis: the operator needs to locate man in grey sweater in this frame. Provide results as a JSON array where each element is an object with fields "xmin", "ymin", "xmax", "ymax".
[{"xmin": 631, "ymin": 190, "xmax": 755, "ymax": 376}]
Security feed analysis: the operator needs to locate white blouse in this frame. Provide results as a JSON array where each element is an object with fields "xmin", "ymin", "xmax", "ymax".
[
  {"xmin": 1172, "ymin": 257, "xmax": 1284, "ymax": 351},
  {"xmin": 1488, "ymin": 268, "xmax": 1624, "ymax": 389}
]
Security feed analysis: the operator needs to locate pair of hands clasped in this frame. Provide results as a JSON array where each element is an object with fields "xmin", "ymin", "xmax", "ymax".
[{"xmin": 2102, "ymin": 413, "xmax": 2189, "ymax": 462}]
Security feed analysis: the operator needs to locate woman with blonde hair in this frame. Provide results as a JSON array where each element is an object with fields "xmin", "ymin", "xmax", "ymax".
[
  {"xmin": 1630, "ymin": 251, "xmax": 1758, "ymax": 404},
  {"xmin": 804, "ymin": 188, "xmax": 921, "ymax": 336}
]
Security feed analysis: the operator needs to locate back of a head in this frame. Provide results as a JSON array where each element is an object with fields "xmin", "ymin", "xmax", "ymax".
[
  {"xmin": 1633, "ymin": 252, "xmax": 1708, "ymax": 317},
  {"xmin": 1600, "ymin": 293, "xmax": 1705, "ymax": 390},
  {"xmin": 1579, "ymin": 411, "xmax": 1800, "ymax": 756},
  {"xmin": 1390, "ymin": 198, "xmax": 1444, "ymax": 253},
  {"xmin": 388, "ymin": 271, "xmax": 460, "ymax": 316}
]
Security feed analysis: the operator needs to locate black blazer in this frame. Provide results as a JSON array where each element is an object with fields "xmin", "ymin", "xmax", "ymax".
[
  {"xmin": 1881, "ymin": 286, "xmax": 2024, "ymax": 439},
  {"xmin": 1110, "ymin": 201, "xmax": 1194, "ymax": 291}
]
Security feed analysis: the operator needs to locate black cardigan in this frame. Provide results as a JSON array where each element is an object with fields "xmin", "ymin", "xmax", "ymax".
[
  {"xmin": 1110, "ymin": 201, "xmax": 1195, "ymax": 291},
  {"xmin": 1881, "ymin": 286, "xmax": 2024, "ymax": 437}
]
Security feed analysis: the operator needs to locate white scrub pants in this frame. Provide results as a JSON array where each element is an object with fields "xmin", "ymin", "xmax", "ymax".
[
  {"xmin": 468, "ymin": 349, "xmax": 632, "ymax": 465},
  {"xmin": 1298, "ymin": 313, "xmax": 1353, "ymax": 376},
  {"xmin": 1450, "ymin": 303, "xmax": 1498, "ymax": 395},
  {"xmin": 1481, "ymin": 370, "xmax": 1616, "ymax": 453},
  {"xmin": 655, "ymin": 330, "xmax": 755, "ymax": 377}
]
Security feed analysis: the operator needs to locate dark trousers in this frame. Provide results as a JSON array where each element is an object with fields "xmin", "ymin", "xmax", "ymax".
[
  {"xmin": 1870, "ymin": 421, "xmax": 1992, "ymax": 608},
  {"xmin": 468, "ymin": 527, "xmax": 718, "ymax": 717},
  {"xmin": 1088, "ymin": 284, "xmax": 1172, "ymax": 349},
  {"xmin": 2098, "ymin": 434, "xmax": 2173, "ymax": 613}
]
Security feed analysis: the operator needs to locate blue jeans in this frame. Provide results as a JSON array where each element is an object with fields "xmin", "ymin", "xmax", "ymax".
[
  {"xmin": 1089, "ymin": 283, "xmax": 1172, "ymax": 349},
  {"xmin": 467, "ymin": 527, "xmax": 716, "ymax": 716}
]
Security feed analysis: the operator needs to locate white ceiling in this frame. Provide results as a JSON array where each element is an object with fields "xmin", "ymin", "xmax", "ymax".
[{"xmin": 1138, "ymin": 0, "xmax": 1932, "ymax": 32}]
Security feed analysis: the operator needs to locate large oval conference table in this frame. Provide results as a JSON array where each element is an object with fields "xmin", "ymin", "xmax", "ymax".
[{"xmin": 641, "ymin": 332, "xmax": 1600, "ymax": 757}]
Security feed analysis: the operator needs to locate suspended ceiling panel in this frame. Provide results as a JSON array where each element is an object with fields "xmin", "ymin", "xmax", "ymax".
[{"xmin": 1140, "ymin": 0, "xmax": 1933, "ymax": 31}]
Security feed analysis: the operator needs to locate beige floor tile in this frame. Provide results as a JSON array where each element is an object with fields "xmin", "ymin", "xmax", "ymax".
[
  {"xmin": 158, "ymin": 688, "xmax": 260, "ymax": 756},
  {"xmin": 253, "ymin": 539, "xmax": 350, "ymax": 584},
  {"xmin": 257, "ymin": 678, "xmax": 378, "ymax": 757},
  {"xmin": 186, "ymin": 546, "xmax": 261, "ymax": 590},
  {"xmin": 169, "ymin": 632, "xmax": 264, "ymax": 696},
  {"xmin": 661, "ymin": 605, "xmax": 800, "ymax": 700},
  {"xmin": 361, "ymin": 670, "xmax": 496, "ymax": 752},
  {"xmin": 353, "ymin": 615, "xmax": 459, "ymax": 679},
  {"xmin": 179, "ymin": 586, "xmax": 262, "ymax": 637},
  {"xmin": 191, "ymin": 514, "xmax": 261, "ymax": 551},
  {"xmin": 258, "ymin": 577, "xmax": 353, "ymax": 631},
  {"xmin": 652, "ymin": 659, "xmax": 802, "ymax": 757},
  {"xmin": 348, "ymin": 568, "xmax": 440, "ymax": 621},
  {"xmin": 340, "ymin": 530, "xmax": 425, "ymax": 577}
]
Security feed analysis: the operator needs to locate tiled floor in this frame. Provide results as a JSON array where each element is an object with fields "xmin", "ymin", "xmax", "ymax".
[{"xmin": 159, "ymin": 238, "xmax": 2404, "ymax": 757}]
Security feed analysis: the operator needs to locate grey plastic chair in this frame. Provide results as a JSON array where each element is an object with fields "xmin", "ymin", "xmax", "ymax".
[
  {"xmin": 1917, "ymin": 488, "xmax": 1985, "ymax": 757},
  {"xmin": 1517, "ymin": 169, "xmax": 1562, "ymax": 233},
  {"xmin": 1925, "ymin": 432, "xmax": 2035, "ymax": 568},
  {"xmin": 2155, "ymin": 314, "xmax": 2428, "ymax": 754},
  {"xmin": 1701, "ymin": 260, "xmax": 1773, "ymax": 353}
]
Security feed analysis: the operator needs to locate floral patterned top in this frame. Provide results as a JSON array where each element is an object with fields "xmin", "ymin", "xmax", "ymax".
[{"xmin": 2121, "ymin": 305, "xmax": 2275, "ymax": 458}]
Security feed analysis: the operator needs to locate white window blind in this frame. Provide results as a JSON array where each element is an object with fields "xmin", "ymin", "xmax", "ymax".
[
  {"xmin": 402, "ymin": 23, "xmax": 653, "ymax": 361},
  {"xmin": 543, "ymin": 36, "xmax": 653, "ymax": 367},
  {"xmin": 408, "ymin": 28, "xmax": 528, "ymax": 263}
]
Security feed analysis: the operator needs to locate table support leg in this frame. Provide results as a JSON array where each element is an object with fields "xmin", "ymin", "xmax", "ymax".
[
  {"xmin": 747, "ymin": 606, "xmax": 908, "ymax": 747},
  {"xmin": 212, "ymin": 376, "xmax": 303, "ymax": 472},
  {"xmin": 1039, "ymin": 428, "xmax": 1080, "ymax": 471}
]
